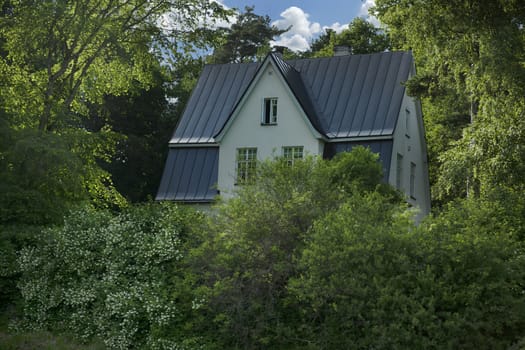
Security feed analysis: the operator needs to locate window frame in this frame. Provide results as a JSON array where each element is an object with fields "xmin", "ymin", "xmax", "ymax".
[
  {"xmin": 235, "ymin": 147, "xmax": 257, "ymax": 185},
  {"xmin": 396, "ymin": 153, "xmax": 403, "ymax": 190},
  {"xmin": 262, "ymin": 97, "xmax": 278, "ymax": 125},
  {"xmin": 410, "ymin": 161, "xmax": 416, "ymax": 199},
  {"xmin": 282, "ymin": 146, "xmax": 304, "ymax": 166},
  {"xmin": 405, "ymin": 108, "xmax": 411, "ymax": 138}
]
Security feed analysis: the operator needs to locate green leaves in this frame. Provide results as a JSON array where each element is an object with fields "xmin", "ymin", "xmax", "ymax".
[
  {"xmin": 17, "ymin": 203, "xmax": 202, "ymax": 349},
  {"xmin": 292, "ymin": 195, "xmax": 525, "ymax": 349},
  {"xmin": 210, "ymin": 6, "xmax": 288, "ymax": 63},
  {"xmin": 306, "ymin": 17, "xmax": 390, "ymax": 58},
  {"xmin": 374, "ymin": 0, "xmax": 525, "ymax": 205}
]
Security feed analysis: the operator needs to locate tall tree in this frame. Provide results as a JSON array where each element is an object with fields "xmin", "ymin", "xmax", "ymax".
[
  {"xmin": 374, "ymin": 0, "xmax": 525, "ymax": 203},
  {"xmin": 211, "ymin": 6, "xmax": 288, "ymax": 63},
  {"xmin": 0, "ymin": 0, "xmax": 228, "ymax": 220},
  {"xmin": 306, "ymin": 17, "xmax": 390, "ymax": 57},
  {"xmin": 0, "ymin": 0, "xmax": 222, "ymax": 131}
]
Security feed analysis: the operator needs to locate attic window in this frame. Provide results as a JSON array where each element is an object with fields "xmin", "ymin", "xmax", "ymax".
[{"xmin": 262, "ymin": 98, "xmax": 278, "ymax": 125}]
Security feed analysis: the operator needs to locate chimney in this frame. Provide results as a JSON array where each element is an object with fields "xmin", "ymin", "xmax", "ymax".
[
  {"xmin": 272, "ymin": 45, "xmax": 286, "ymax": 58},
  {"xmin": 334, "ymin": 45, "xmax": 352, "ymax": 56}
]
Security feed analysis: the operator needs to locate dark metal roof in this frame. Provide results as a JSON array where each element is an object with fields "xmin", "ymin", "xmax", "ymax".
[
  {"xmin": 270, "ymin": 54, "xmax": 326, "ymax": 135},
  {"xmin": 169, "ymin": 51, "xmax": 413, "ymax": 144},
  {"xmin": 170, "ymin": 62, "xmax": 261, "ymax": 144},
  {"xmin": 159, "ymin": 52, "xmax": 411, "ymax": 202},
  {"xmin": 156, "ymin": 147, "xmax": 219, "ymax": 201},
  {"xmin": 326, "ymin": 140, "xmax": 394, "ymax": 182}
]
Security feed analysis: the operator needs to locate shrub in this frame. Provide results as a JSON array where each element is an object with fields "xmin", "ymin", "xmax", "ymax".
[
  {"xmin": 292, "ymin": 197, "xmax": 525, "ymax": 349},
  {"xmin": 17, "ymin": 203, "xmax": 203, "ymax": 349}
]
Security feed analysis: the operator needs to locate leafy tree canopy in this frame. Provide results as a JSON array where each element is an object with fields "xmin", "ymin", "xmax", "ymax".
[
  {"xmin": 211, "ymin": 6, "xmax": 288, "ymax": 63},
  {"xmin": 306, "ymin": 17, "xmax": 390, "ymax": 57},
  {"xmin": 374, "ymin": 0, "xmax": 525, "ymax": 204}
]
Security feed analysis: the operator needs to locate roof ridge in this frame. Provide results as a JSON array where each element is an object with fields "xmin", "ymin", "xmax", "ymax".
[{"xmin": 269, "ymin": 53, "xmax": 327, "ymax": 135}]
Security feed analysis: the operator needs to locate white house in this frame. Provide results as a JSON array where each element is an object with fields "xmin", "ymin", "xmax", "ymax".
[{"xmin": 157, "ymin": 50, "xmax": 431, "ymax": 218}]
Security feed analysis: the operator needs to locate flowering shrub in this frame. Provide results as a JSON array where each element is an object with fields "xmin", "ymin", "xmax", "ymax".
[{"xmin": 17, "ymin": 203, "xmax": 202, "ymax": 349}]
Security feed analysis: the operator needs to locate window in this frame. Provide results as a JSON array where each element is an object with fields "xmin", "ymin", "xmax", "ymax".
[
  {"xmin": 396, "ymin": 153, "xmax": 403, "ymax": 190},
  {"xmin": 410, "ymin": 162, "xmax": 416, "ymax": 199},
  {"xmin": 283, "ymin": 146, "xmax": 304, "ymax": 166},
  {"xmin": 405, "ymin": 108, "xmax": 410, "ymax": 138},
  {"xmin": 236, "ymin": 148, "xmax": 257, "ymax": 184},
  {"xmin": 262, "ymin": 98, "xmax": 278, "ymax": 124}
]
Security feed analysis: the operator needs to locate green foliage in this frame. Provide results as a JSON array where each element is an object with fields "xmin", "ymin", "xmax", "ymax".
[
  {"xmin": 84, "ymin": 72, "xmax": 177, "ymax": 202},
  {"xmin": 211, "ymin": 6, "xmax": 288, "ymax": 63},
  {"xmin": 13, "ymin": 147, "xmax": 525, "ymax": 348},
  {"xmin": 306, "ymin": 17, "xmax": 390, "ymax": 58},
  {"xmin": 17, "ymin": 203, "xmax": 203, "ymax": 349},
  {"xmin": 292, "ymin": 196, "xmax": 525, "ymax": 349},
  {"xmin": 191, "ymin": 148, "xmax": 394, "ymax": 349},
  {"xmin": 0, "ymin": 0, "xmax": 224, "ymax": 131},
  {"xmin": 0, "ymin": 225, "xmax": 42, "ymax": 315},
  {"xmin": 0, "ymin": 124, "xmax": 126, "ymax": 225},
  {"xmin": 374, "ymin": 0, "xmax": 525, "ymax": 205}
]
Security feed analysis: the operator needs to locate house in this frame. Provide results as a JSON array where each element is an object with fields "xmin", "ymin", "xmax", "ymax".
[{"xmin": 157, "ymin": 49, "xmax": 431, "ymax": 218}]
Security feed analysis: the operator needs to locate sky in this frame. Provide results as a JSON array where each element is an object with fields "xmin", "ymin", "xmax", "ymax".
[{"xmin": 216, "ymin": 0, "xmax": 377, "ymax": 52}]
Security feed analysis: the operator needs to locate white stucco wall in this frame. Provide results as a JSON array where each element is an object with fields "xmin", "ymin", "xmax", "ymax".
[
  {"xmin": 389, "ymin": 93, "xmax": 431, "ymax": 219},
  {"xmin": 217, "ymin": 62, "xmax": 324, "ymax": 197}
]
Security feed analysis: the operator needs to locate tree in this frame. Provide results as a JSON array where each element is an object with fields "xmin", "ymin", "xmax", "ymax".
[
  {"xmin": 190, "ymin": 148, "xmax": 400, "ymax": 348},
  {"xmin": 374, "ymin": 0, "xmax": 525, "ymax": 203},
  {"xmin": 211, "ymin": 6, "xmax": 288, "ymax": 63},
  {"xmin": 0, "ymin": 0, "xmax": 223, "ymax": 131},
  {"xmin": 17, "ymin": 203, "xmax": 205, "ymax": 349},
  {"xmin": 306, "ymin": 17, "xmax": 390, "ymax": 58},
  {"xmin": 0, "ymin": 1, "xmax": 227, "ymax": 217},
  {"xmin": 292, "ymin": 195, "xmax": 525, "ymax": 349}
]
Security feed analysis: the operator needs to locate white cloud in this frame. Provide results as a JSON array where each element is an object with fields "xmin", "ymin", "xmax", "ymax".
[
  {"xmin": 271, "ymin": 34, "xmax": 310, "ymax": 52},
  {"xmin": 197, "ymin": 0, "xmax": 237, "ymax": 29},
  {"xmin": 323, "ymin": 22, "xmax": 349, "ymax": 34},
  {"xmin": 359, "ymin": 0, "xmax": 381, "ymax": 27},
  {"xmin": 271, "ymin": 6, "xmax": 322, "ymax": 51}
]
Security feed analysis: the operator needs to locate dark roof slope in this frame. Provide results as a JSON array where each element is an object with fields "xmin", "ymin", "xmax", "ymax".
[
  {"xmin": 170, "ymin": 51, "xmax": 413, "ymax": 144},
  {"xmin": 289, "ymin": 51, "xmax": 412, "ymax": 138},
  {"xmin": 156, "ymin": 147, "xmax": 219, "ymax": 201},
  {"xmin": 170, "ymin": 62, "xmax": 261, "ymax": 144}
]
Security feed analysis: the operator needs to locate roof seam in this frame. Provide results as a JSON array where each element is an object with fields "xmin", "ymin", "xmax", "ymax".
[{"xmin": 356, "ymin": 54, "xmax": 381, "ymax": 137}]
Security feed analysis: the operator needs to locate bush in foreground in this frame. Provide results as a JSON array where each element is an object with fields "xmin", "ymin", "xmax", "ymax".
[{"xmin": 17, "ymin": 203, "xmax": 202, "ymax": 349}]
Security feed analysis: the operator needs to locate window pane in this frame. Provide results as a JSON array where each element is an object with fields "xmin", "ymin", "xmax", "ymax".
[
  {"xmin": 283, "ymin": 146, "xmax": 304, "ymax": 166},
  {"xmin": 262, "ymin": 98, "xmax": 277, "ymax": 124},
  {"xmin": 396, "ymin": 153, "xmax": 403, "ymax": 190},
  {"xmin": 236, "ymin": 148, "xmax": 257, "ymax": 184},
  {"xmin": 410, "ymin": 162, "xmax": 416, "ymax": 198},
  {"xmin": 264, "ymin": 99, "xmax": 271, "ymax": 124}
]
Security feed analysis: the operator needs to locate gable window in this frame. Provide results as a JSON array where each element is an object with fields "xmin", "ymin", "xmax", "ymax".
[
  {"xmin": 396, "ymin": 153, "xmax": 403, "ymax": 190},
  {"xmin": 236, "ymin": 148, "xmax": 257, "ymax": 184},
  {"xmin": 283, "ymin": 146, "xmax": 304, "ymax": 166},
  {"xmin": 262, "ymin": 98, "xmax": 278, "ymax": 125},
  {"xmin": 410, "ymin": 162, "xmax": 416, "ymax": 199}
]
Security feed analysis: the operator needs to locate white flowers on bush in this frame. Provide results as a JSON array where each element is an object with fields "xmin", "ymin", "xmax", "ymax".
[{"xmin": 17, "ymin": 203, "xmax": 198, "ymax": 349}]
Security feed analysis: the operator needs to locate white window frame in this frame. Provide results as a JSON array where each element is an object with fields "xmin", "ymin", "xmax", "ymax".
[
  {"xmin": 410, "ymin": 162, "xmax": 416, "ymax": 199},
  {"xmin": 236, "ymin": 148, "xmax": 257, "ymax": 184},
  {"xmin": 262, "ymin": 97, "xmax": 278, "ymax": 125},
  {"xmin": 282, "ymin": 146, "xmax": 304, "ymax": 166},
  {"xmin": 396, "ymin": 153, "xmax": 403, "ymax": 190},
  {"xmin": 405, "ymin": 108, "xmax": 410, "ymax": 138}
]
